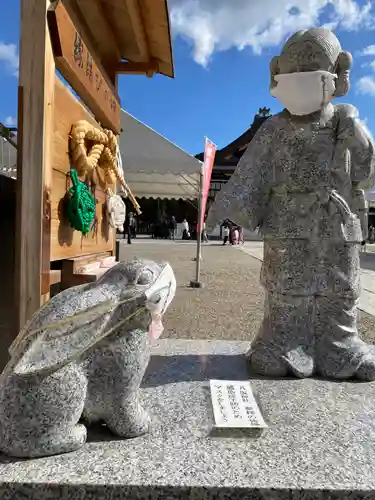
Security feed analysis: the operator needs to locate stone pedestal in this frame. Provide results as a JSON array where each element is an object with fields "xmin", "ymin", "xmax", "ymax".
[{"xmin": 1, "ymin": 339, "xmax": 375, "ymax": 499}]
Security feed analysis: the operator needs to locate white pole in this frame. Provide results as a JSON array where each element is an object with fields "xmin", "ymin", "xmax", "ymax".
[
  {"xmin": 190, "ymin": 162, "xmax": 204, "ymax": 288},
  {"xmin": 190, "ymin": 136, "xmax": 217, "ymax": 288}
]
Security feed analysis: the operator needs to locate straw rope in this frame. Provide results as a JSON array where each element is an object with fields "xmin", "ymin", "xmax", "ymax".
[{"xmin": 69, "ymin": 120, "xmax": 141, "ymax": 214}]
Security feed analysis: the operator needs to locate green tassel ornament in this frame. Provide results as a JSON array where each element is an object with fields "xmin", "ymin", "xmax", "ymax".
[{"xmin": 66, "ymin": 168, "xmax": 96, "ymax": 235}]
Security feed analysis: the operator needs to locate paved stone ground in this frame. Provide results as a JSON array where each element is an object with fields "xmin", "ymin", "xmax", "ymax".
[{"xmin": 118, "ymin": 239, "xmax": 375, "ymax": 344}]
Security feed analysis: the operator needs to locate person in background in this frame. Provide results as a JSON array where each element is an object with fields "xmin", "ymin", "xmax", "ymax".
[
  {"xmin": 231, "ymin": 226, "xmax": 239, "ymax": 245},
  {"xmin": 151, "ymin": 220, "xmax": 157, "ymax": 239},
  {"xmin": 169, "ymin": 216, "xmax": 177, "ymax": 240},
  {"xmin": 124, "ymin": 213, "xmax": 132, "ymax": 244},
  {"xmin": 202, "ymin": 220, "xmax": 208, "ymax": 243},
  {"xmin": 222, "ymin": 224, "xmax": 230, "ymax": 245},
  {"xmin": 131, "ymin": 214, "xmax": 137, "ymax": 238},
  {"xmin": 369, "ymin": 225, "xmax": 375, "ymax": 243},
  {"xmin": 182, "ymin": 218, "xmax": 190, "ymax": 240},
  {"xmin": 127, "ymin": 212, "xmax": 136, "ymax": 239},
  {"xmin": 238, "ymin": 226, "xmax": 244, "ymax": 244}
]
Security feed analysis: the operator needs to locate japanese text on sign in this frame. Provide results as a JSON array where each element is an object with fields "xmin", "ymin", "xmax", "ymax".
[
  {"xmin": 72, "ymin": 32, "xmax": 118, "ymax": 115},
  {"xmin": 210, "ymin": 380, "xmax": 267, "ymax": 429},
  {"xmin": 48, "ymin": 0, "xmax": 121, "ymax": 133}
]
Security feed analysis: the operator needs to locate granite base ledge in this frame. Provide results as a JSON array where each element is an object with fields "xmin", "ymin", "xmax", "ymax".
[{"xmin": 0, "ymin": 339, "xmax": 374, "ymax": 500}]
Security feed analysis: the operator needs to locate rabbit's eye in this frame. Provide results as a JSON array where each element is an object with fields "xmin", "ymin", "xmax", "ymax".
[
  {"xmin": 152, "ymin": 294, "xmax": 161, "ymax": 304},
  {"xmin": 137, "ymin": 269, "xmax": 154, "ymax": 285}
]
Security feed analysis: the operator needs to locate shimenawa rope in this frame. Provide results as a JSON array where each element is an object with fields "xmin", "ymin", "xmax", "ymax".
[{"xmin": 69, "ymin": 120, "xmax": 141, "ymax": 214}]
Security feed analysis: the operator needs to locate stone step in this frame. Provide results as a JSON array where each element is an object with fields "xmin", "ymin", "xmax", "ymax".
[{"xmin": 1, "ymin": 339, "xmax": 374, "ymax": 499}]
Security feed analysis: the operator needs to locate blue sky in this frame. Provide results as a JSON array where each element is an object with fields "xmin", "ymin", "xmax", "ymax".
[{"xmin": 1, "ymin": 0, "xmax": 375, "ymax": 155}]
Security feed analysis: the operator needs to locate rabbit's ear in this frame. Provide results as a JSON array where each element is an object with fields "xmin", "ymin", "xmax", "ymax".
[
  {"xmin": 11, "ymin": 293, "xmax": 142, "ymax": 376},
  {"xmin": 144, "ymin": 263, "xmax": 176, "ymax": 315}
]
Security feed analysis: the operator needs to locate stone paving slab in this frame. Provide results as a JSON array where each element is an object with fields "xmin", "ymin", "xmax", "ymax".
[
  {"xmin": 118, "ymin": 240, "xmax": 265, "ymax": 341},
  {"xmin": 117, "ymin": 239, "xmax": 375, "ymax": 343},
  {"xmin": 1, "ymin": 339, "xmax": 375, "ymax": 499}
]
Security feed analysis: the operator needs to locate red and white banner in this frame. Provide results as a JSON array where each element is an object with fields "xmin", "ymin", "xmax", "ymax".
[{"xmin": 200, "ymin": 137, "xmax": 216, "ymax": 230}]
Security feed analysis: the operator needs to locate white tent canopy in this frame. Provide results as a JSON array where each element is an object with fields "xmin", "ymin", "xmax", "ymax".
[
  {"xmin": 119, "ymin": 109, "xmax": 202, "ymax": 200},
  {"xmin": 123, "ymin": 171, "xmax": 199, "ymax": 199}
]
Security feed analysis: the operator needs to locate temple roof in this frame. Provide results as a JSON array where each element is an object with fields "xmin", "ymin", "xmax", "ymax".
[{"xmin": 196, "ymin": 108, "xmax": 271, "ymax": 167}]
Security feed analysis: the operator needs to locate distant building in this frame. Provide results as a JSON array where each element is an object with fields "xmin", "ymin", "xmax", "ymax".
[{"xmin": 195, "ymin": 107, "xmax": 272, "ymax": 210}]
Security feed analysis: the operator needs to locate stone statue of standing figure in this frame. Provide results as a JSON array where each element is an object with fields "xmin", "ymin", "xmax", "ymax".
[{"xmin": 207, "ymin": 28, "xmax": 375, "ymax": 381}]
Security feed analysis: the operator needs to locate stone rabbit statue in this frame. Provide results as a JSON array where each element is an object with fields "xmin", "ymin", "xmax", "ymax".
[
  {"xmin": 207, "ymin": 28, "xmax": 375, "ymax": 381},
  {"xmin": 0, "ymin": 259, "xmax": 176, "ymax": 458}
]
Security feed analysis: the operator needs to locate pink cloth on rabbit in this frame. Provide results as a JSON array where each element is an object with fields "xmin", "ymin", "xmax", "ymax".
[{"xmin": 148, "ymin": 315, "xmax": 164, "ymax": 340}]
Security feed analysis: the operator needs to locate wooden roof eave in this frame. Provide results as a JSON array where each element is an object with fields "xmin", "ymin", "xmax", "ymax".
[{"xmin": 63, "ymin": 0, "xmax": 174, "ymax": 80}]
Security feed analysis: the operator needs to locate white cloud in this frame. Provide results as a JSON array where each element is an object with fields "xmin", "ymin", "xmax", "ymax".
[
  {"xmin": 3, "ymin": 116, "xmax": 16, "ymax": 127},
  {"xmin": 0, "ymin": 42, "xmax": 19, "ymax": 77},
  {"xmin": 357, "ymin": 76, "xmax": 375, "ymax": 96},
  {"xmin": 361, "ymin": 44, "xmax": 375, "ymax": 56},
  {"xmin": 357, "ymin": 43, "xmax": 375, "ymax": 96},
  {"xmin": 169, "ymin": 0, "xmax": 374, "ymax": 66},
  {"xmin": 333, "ymin": 0, "xmax": 373, "ymax": 30}
]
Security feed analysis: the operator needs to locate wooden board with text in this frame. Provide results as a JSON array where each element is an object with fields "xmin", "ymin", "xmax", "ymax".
[{"xmin": 47, "ymin": 0, "xmax": 121, "ymax": 133}]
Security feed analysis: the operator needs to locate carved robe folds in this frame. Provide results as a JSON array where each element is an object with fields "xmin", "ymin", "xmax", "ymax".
[{"xmin": 207, "ymin": 103, "xmax": 375, "ymax": 380}]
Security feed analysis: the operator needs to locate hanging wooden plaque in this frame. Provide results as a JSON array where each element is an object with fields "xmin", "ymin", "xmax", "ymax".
[{"xmin": 47, "ymin": 0, "xmax": 121, "ymax": 133}]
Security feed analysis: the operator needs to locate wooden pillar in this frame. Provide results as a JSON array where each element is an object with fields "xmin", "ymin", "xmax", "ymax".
[
  {"xmin": 113, "ymin": 72, "xmax": 119, "ymax": 256},
  {"xmin": 15, "ymin": 0, "xmax": 55, "ymax": 331}
]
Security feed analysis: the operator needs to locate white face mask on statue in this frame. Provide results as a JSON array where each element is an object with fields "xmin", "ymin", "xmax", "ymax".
[{"xmin": 271, "ymin": 70, "xmax": 337, "ymax": 116}]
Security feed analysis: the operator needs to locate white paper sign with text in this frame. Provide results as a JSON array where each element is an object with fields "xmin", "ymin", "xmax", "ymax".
[{"xmin": 210, "ymin": 380, "xmax": 267, "ymax": 429}]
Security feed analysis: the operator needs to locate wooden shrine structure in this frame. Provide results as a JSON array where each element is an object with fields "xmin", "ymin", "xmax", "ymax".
[{"xmin": 0, "ymin": 0, "xmax": 174, "ymax": 369}]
